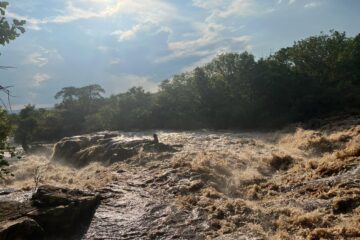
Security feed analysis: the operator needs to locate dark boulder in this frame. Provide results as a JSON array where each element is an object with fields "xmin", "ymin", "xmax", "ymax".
[
  {"xmin": 51, "ymin": 136, "xmax": 90, "ymax": 165},
  {"xmin": 0, "ymin": 217, "xmax": 44, "ymax": 240},
  {"xmin": 0, "ymin": 185, "xmax": 100, "ymax": 239},
  {"xmin": 51, "ymin": 132, "xmax": 179, "ymax": 167}
]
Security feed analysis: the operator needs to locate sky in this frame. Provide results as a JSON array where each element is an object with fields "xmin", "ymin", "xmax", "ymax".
[{"xmin": 1, "ymin": 0, "xmax": 359, "ymax": 110}]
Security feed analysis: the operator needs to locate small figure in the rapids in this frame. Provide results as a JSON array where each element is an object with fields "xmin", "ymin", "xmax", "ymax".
[{"xmin": 153, "ymin": 133, "xmax": 159, "ymax": 143}]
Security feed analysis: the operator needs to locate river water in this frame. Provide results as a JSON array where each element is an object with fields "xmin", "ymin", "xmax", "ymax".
[{"xmin": 2, "ymin": 117, "xmax": 360, "ymax": 239}]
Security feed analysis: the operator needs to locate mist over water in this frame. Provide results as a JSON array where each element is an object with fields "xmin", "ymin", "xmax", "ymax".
[
  {"xmin": 2, "ymin": 116, "xmax": 359, "ymax": 239},
  {"xmin": 4, "ymin": 130, "xmax": 298, "ymax": 191}
]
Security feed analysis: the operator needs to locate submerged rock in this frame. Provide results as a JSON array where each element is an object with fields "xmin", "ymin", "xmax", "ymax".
[
  {"xmin": 0, "ymin": 185, "xmax": 100, "ymax": 240},
  {"xmin": 51, "ymin": 132, "xmax": 178, "ymax": 167}
]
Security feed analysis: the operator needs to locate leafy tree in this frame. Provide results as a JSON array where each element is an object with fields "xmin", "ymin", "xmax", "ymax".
[
  {"xmin": 14, "ymin": 105, "xmax": 38, "ymax": 152},
  {"xmin": 0, "ymin": 2, "xmax": 25, "ymax": 47},
  {"xmin": 55, "ymin": 84, "xmax": 105, "ymax": 111},
  {"xmin": 0, "ymin": 1, "xmax": 26, "ymax": 105},
  {"xmin": 112, "ymin": 87, "xmax": 154, "ymax": 130},
  {"xmin": 0, "ymin": 1, "xmax": 25, "ymax": 179},
  {"xmin": 53, "ymin": 84, "xmax": 105, "ymax": 135},
  {"xmin": 272, "ymin": 30, "xmax": 360, "ymax": 118},
  {"xmin": 0, "ymin": 109, "xmax": 17, "ymax": 180},
  {"xmin": 154, "ymin": 75, "xmax": 201, "ymax": 129},
  {"xmin": 54, "ymin": 87, "xmax": 79, "ymax": 108},
  {"xmin": 77, "ymin": 84, "xmax": 105, "ymax": 114},
  {"xmin": 0, "ymin": 109, "xmax": 10, "ymax": 149}
]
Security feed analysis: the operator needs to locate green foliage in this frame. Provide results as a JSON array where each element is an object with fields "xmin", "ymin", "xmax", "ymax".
[
  {"xmin": 54, "ymin": 84, "xmax": 105, "ymax": 135},
  {"xmin": 12, "ymin": 85, "xmax": 106, "ymax": 145},
  {"xmin": 1, "ymin": 1, "xmax": 26, "ymax": 107},
  {"xmin": 112, "ymin": 87, "xmax": 153, "ymax": 129},
  {"xmin": 0, "ymin": 108, "xmax": 14, "ymax": 178},
  {"xmin": 13, "ymin": 105, "xmax": 38, "ymax": 151},
  {"xmin": 0, "ymin": 1, "xmax": 26, "ymax": 179},
  {"xmin": 0, "ymin": 108, "xmax": 11, "ymax": 148},
  {"xmin": 0, "ymin": 1, "xmax": 25, "ymax": 48}
]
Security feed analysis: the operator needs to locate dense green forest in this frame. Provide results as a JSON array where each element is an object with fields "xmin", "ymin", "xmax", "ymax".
[{"xmin": 5, "ymin": 30, "xmax": 360, "ymax": 149}]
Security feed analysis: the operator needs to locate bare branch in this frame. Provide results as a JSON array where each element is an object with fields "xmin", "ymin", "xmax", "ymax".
[
  {"xmin": 0, "ymin": 85, "xmax": 13, "ymax": 111},
  {"xmin": 0, "ymin": 66, "xmax": 15, "ymax": 69}
]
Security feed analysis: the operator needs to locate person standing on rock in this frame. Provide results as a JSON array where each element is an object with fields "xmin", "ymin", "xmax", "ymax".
[{"xmin": 153, "ymin": 134, "xmax": 159, "ymax": 143}]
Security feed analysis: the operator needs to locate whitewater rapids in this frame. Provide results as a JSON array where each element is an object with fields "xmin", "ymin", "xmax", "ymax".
[{"xmin": 1, "ymin": 115, "xmax": 359, "ymax": 239}]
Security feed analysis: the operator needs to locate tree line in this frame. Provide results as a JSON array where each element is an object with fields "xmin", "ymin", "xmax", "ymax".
[{"xmin": 10, "ymin": 30, "xmax": 360, "ymax": 149}]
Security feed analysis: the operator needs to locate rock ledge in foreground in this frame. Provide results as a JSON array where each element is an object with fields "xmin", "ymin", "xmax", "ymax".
[{"xmin": 0, "ymin": 185, "xmax": 100, "ymax": 240}]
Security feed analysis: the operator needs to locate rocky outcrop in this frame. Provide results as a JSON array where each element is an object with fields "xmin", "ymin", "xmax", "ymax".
[
  {"xmin": 0, "ymin": 217, "xmax": 44, "ymax": 240},
  {"xmin": 0, "ymin": 185, "xmax": 100, "ymax": 240},
  {"xmin": 51, "ymin": 132, "xmax": 178, "ymax": 167}
]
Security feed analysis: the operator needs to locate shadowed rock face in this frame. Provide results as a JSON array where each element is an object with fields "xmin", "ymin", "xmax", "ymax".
[
  {"xmin": 0, "ymin": 185, "xmax": 100, "ymax": 240},
  {"xmin": 51, "ymin": 132, "xmax": 178, "ymax": 167},
  {"xmin": 0, "ymin": 217, "xmax": 44, "ymax": 240}
]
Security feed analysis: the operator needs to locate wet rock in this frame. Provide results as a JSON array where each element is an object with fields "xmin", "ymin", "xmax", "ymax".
[
  {"xmin": 51, "ymin": 136, "xmax": 90, "ymax": 165},
  {"xmin": 30, "ymin": 185, "xmax": 100, "ymax": 237},
  {"xmin": 268, "ymin": 154, "xmax": 294, "ymax": 171},
  {"xmin": 188, "ymin": 179, "xmax": 205, "ymax": 192},
  {"xmin": 51, "ymin": 132, "xmax": 178, "ymax": 167},
  {"xmin": 0, "ymin": 217, "xmax": 44, "ymax": 240},
  {"xmin": 0, "ymin": 185, "xmax": 100, "ymax": 239},
  {"xmin": 0, "ymin": 188, "xmax": 15, "ymax": 196},
  {"xmin": 332, "ymin": 196, "xmax": 360, "ymax": 214}
]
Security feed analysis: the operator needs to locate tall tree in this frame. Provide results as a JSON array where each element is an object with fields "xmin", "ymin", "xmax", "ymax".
[{"xmin": 14, "ymin": 105, "xmax": 37, "ymax": 152}]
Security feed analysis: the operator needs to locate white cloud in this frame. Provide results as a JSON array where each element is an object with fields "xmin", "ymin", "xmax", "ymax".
[
  {"xmin": 7, "ymin": 12, "xmax": 43, "ymax": 31},
  {"xmin": 165, "ymin": 34, "xmax": 251, "ymax": 72},
  {"xmin": 160, "ymin": 24, "xmax": 219, "ymax": 62},
  {"xmin": 97, "ymin": 46, "xmax": 110, "ymax": 53},
  {"xmin": 156, "ymin": 5, "xmax": 252, "ymax": 64},
  {"xmin": 26, "ymin": 47, "xmax": 63, "ymax": 67},
  {"xmin": 156, "ymin": 26, "xmax": 173, "ymax": 35},
  {"xmin": 104, "ymin": 74, "xmax": 158, "ymax": 94},
  {"xmin": 158, "ymin": 0, "xmax": 270, "ymax": 65},
  {"xmin": 219, "ymin": 0, "xmax": 257, "ymax": 18},
  {"xmin": 192, "ymin": 0, "xmax": 270, "ymax": 18},
  {"xmin": 27, "ymin": 52, "xmax": 49, "ymax": 67},
  {"xmin": 10, "ymin": 0, "xmax": 177, "ymax": 34},
  {"xmin": 109, "ymin": 58, "xmax": 121, "ymax": 65},
  {"xmin": 288, "ymin": 0, "xmax": 296, "ymax": 5},
  {"xmin": 11, "ymin": 0, "xmax": 178, "ymax": 42},
  {"xmin": 181, "ymin": 37, "xmax": 252, "ymax": 72},
  {"xmin": 32, "ymin": 73, "xmax": 51, "ymax": 86},
  {"xmin": 108, "ymin": 1, "xmax": 177, "ymax": 41},
  {"xmin": 111, "ymin": 24, "xmax": 144, "ymax": 41},
  {"xmin": 192, "ymin": 0, "xmax": 224, "ymax": 9},
  {"xmin": 181, "ymin": 53, "xmax": 218, "ymax": 72},
  {"xmin": 304, "ymin": 2, "xmax": 321, "ymax": 9}
]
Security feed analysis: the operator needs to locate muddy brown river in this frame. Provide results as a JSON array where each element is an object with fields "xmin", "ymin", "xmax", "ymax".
[{"xmin": 2, "ymin": 116, "xmax": 360, "ymax": 239}]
